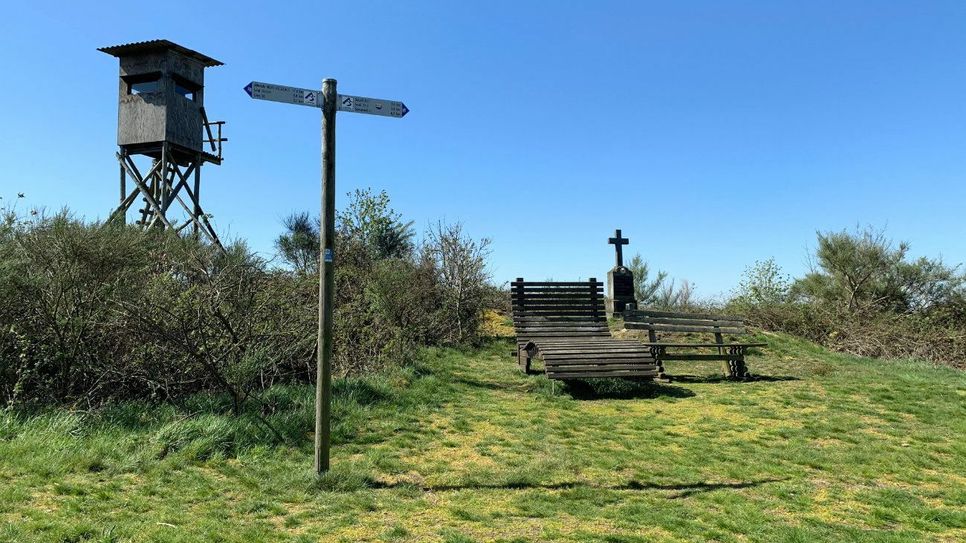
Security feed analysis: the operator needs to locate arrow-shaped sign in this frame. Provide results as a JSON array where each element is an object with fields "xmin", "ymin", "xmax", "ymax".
[
  {"xmin": 337, "ymin": 94, "xmax": 409, "ymax": 118},
  {"xmin": 245, "ymin": 81, "xmax": 409, "ymax": 119},
  {"xmin": 244, "ymin": 81, "xmax": 320, "ymax": 108}
]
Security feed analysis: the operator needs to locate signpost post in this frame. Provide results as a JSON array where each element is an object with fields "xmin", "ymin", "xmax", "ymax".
[{"xmin": 245, "ymin": 78, "xmax": 408, "ymax": 474}]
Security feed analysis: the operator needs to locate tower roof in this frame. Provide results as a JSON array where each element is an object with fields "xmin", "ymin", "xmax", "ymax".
[{"xmin": 98, "ymin": 39, "xmax": 223, "ymax": 67}]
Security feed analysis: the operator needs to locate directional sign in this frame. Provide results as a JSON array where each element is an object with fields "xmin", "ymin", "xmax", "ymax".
[
  {"xmin": 337, "ymin": 94, "xmax": 409, "ymax": 118},
  {"xmin": 244, "ymin": 81, "xmax": 320, "ymax": 108}
]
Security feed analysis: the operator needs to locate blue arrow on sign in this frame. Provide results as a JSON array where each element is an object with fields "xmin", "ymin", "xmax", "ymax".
[{"xmin": 243, "ymin": 82, "xmax": 253, "ymax": 97}]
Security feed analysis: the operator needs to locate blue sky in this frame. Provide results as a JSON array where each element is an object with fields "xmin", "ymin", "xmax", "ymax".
[{"xmin": 1, "ymin": 1, "xmax": 964, "ymax": 299}]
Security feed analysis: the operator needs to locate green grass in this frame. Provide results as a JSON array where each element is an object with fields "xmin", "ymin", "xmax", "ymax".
[{"xmin": 2, "ymin": 332, "xmax": 964, "ymax": 542}]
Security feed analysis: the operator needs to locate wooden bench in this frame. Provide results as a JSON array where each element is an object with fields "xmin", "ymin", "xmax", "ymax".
[
  {"xmin": 622, "ymin": 309, "xmax": 766, "ymax": 380},
  {"xmin": 512, "ymin": 278, "xmax": 660, "ymax": 380}
]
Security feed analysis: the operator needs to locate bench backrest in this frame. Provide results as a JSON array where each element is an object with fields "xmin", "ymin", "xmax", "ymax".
[
  {"xmin": 623, "ymin": 309, "xmax": 746, "ymax": 343},
  {"xmin": 511, "ymin": 278, "xmax": 611, "ymax": 343}
]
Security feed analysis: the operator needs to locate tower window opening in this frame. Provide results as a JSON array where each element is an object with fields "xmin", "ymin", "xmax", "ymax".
[
  {"xmin": 174, "ymin": 77, "xmax": 200, "ymax": 101},
  {"xmin": 125, "ymin": 73, "xmax": 162, "ymax": 95}
]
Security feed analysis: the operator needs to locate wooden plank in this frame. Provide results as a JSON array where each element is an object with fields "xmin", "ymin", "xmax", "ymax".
[
  {"xmin": 515, "ymin": 313, "xmax": 603, "ymax": 318},
  {"xmin": 514, "ymin": 291, "xmax": 604, "ymax": 297},
  {"xmin": 513, "ymin": 300, "xmax": 604, "ymax": 312},
  {"xmin": 517, "ymin": 325, "xmax": 610, "ymax": 331},
  {"xmin": 521, "ymin": 333, "xmax": 612, "ymax": 338},
  {"xmin": 513, "ymin": 315, "xmax": 603, "ymax": 320},
  {"xmin": 546, "ymin": 364, "xmax": 658, "ymax": 371},
  {"xmin": 515, "ymin": 320, "xmax": 606, "ymax": 325},
  {"xmin": 520, "ymin": 326, "xmax": 610, "ymax": 332},
  {"xmin": 542, "ymin": 352, "xmax": 653, "ymax": 358},
  {"xmin": 516, "ymin": 318, "xmax": 606, "ymax": 323},
  {"xmin": 518, "ymin": 329, "xmax": 608, "ymax": 333},
  {"xmin": 522, "ymin": 331, "xmax": 611, "ymax": 336},
  {"xmin": 516, "ymin": 320, "xmax": 607, "ymax": 326},
  {"xmin": 547, "ymin": 364, "xmax": 656, "ymax": 371},
  {"xmin": 547, "ymin": 369, "xmax": 659, "ymax": 379},
  {"xmin": 544, "ymin": 354, "xmax": 653, "ymax": 361},
  {"xmin": 545, "ymin": 358, "xmax": 656, "ymax": 365},
  {"xmin": 531, "ymin": 342, "xmax": 628, "ymax": 347},
  {"xmin": 545, "ymin": 360, "xmax": 653, "ymax": 367},
  {"xmin": 625, "ymin": 323, "xmax": 746, "ymax": 334},
  {"xmin": 511, "ymin": 302, "xmax": 605, "ymax": 309},
  {"xmin": 528, "ymin": 340, "xmax": 631, "ymax": 346},
  {"xmin": 538, "ymin": 348, "xmax": 654, "ymax": 360},
  {"xmin": 519, "ymin": 328, "xmax": 610, "ymax": 337},
  {"xmin": 512, "ymin": 294, "xmax": 604, "ymax": 300},
  {"xmin": 512, "ymin": 300, "xmax": 604, "ymax": 313},
  {"xmin": 542, "ymin": 345, "xmax": 653, "ymax": 351},
  {"xmin": 623, "ymin": 316, "xmax": 745, "ymax": 327},
  {"xmin": 540, "ymin": 343, "xmax": 649, "ymax": 350},
  {"xmin": 512, "ymin": 292, "xmax": 601, "ymax": 299},
  {"xmin": 655, "ymin": 354, "xmax": 742, "ymax": 361},
  {"xmin": 625, "ymin": 309, "xmax": 742, "ymax": 321},
  {"xmin": 514, "ymin": 285, "xmax": 600, "ymax": 290},
  {"xmin": 511, "ymin": 281, "xmax": 603, "ymax": 287},
  {"xmin": 642, "ymin": 342, "xmax": 768, "ymax": 348},
  {"xmin": 514, "ymin": 297, "xmax": 601, "ymax": 301},
  {"xmin": 542, "ymin": 349, "xmax": 652, "ymax": 356},
  {"xmin": 515, "ymin": 312, "xmax": 603, "ymax": 317}
]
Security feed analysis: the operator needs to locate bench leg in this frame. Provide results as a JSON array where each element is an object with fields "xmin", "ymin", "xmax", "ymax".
[
  {"xmin": 649, "ymin": 346, "xmax": 670, "ymax": 382},
  {"xmin": 727, "ymin": 347, "xmax": 750, "ymax": 380},
  {"xmin": 736, "ymin": 356, "xmax": 750, "ymax": 380},
  {"xmin": 517, "ymin": 347, "xmax": 532, "ymax": 375}
]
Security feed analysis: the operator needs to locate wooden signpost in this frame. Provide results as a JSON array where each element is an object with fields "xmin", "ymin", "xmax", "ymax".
[{"xmin": 246, "ymin": 79, "xmax": 408, "ymax": 474}]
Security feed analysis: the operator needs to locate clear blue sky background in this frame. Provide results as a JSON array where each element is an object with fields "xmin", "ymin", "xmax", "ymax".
[{"xmin": 2, "ymin": 1, "xmax": 964, "ymax": 299}]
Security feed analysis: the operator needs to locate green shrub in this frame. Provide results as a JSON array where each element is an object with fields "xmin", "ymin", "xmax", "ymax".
[
  {"xmin": 727, "ymin": 229, "xmax": 966, "ymax": 369},
  {"xmin": 0, "ymin": 188, "xmax": 496, "ymax": 408}
]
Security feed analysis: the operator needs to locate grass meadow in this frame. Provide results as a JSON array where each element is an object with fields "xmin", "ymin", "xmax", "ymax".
[{"xmin": 1, "ymin": 332, "xmax": 964, "ymax": 542}]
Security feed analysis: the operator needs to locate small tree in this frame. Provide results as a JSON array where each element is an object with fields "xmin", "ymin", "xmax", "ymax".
[
  {"xmin": 275, "ymin": 212, "xmax": 319, "ymax": 274},
  {"xmin": 733, "ymin": 258, "xmax": 790, "ymax": 307},
  {"xmin": 626, "ymin": 253, "xmax": 669, "ymax": 306},
  {"xmin": 425, "ymin": 221, "xmax": 492, "ymax": 343},
  {"xmin": 338, "ymin": 188, "xmax": 414, "ymax": 261}
]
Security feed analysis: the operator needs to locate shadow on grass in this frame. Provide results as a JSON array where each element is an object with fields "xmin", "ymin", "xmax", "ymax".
[
  {"xmin": 561, "ymin": 379, "xmax": 696, "ymax": 400},
  {"xmin": 371, "ymin": 478, "xmax": 785, "ymax": 498}
]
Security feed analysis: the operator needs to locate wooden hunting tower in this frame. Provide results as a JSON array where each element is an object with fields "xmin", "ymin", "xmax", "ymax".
[{"xmin": 99, "ymin": 39, "xmax": 226, "ymax": 245}]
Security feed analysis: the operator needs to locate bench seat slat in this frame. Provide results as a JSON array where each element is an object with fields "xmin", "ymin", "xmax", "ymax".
[
  {"xmin": 547, "ymin": 369, "xmax": 659, "ymax": 379},
  {"xmin": 511, "ymin": 292, "xmax": 605, "ymax": 299},
  {"xmin": 654, "ymin": 354, "xmax": 746, "ymax": 361},
  {"xmin": 517, "ymin": 326, "xmax": 611, "ymax": 332}
]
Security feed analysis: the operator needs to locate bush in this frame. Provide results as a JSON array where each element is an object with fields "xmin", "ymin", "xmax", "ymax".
[
  {"xmin": 1, "ymin": 189, "xmax": 496, "ymax": 408},
  {"xmin": 275, "ymin": 189, "xmax": 494, "ymax": 373},
  {"xmin": 728, "ymin": 228, "xmax": 966, "ymax": 369},
  {"xmin": 0, "ymin": 211, "xmax": 305, "ymax": 408}
]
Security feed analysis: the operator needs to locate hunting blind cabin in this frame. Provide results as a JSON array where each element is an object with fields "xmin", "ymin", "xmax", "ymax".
[{"xmin": 100, "ymin": 40, "xmax": 226, "ymax": 246}]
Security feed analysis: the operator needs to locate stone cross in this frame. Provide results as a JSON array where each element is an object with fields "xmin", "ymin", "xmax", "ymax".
[{"xmin": 608, "ymin": 229, "xmax": 629, "ymax": 267}]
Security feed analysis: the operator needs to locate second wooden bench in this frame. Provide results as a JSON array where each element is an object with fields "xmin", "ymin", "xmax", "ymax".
[{"xmin": 622, "ymin": 309, "xmax": 766, "ymax": 380}]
